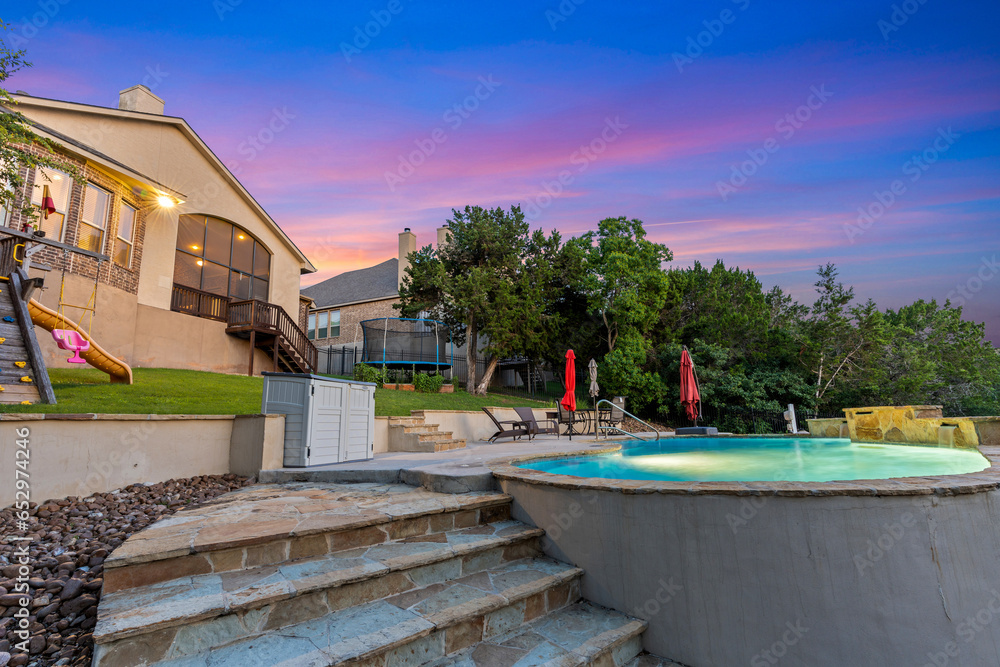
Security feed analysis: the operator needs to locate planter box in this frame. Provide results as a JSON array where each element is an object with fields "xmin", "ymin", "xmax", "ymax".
[
  {"xmin": 440, "ymin": 384, "xmax": 454, "ymax": 393},
  {"xmin": 383, "ymin": 383, "xmax": 415, "ymax": 391}
]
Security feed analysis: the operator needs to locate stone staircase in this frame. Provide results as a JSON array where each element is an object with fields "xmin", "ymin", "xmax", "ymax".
[
  {"xmin": 388, "ymin": 415, "xmax": 466, "ymax": 453},
  {"xmin": 93, "ymin": 483, "xmax": 647, "ymax": 667}
]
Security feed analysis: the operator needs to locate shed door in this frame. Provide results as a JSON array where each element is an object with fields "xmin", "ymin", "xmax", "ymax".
[
  {"xmin": 344, "ymin": 385, "xmax": 375, "ymax": 461},
  {"xmin": 307, "ymin": 382, "xmax": 345, "ymax": 465}
]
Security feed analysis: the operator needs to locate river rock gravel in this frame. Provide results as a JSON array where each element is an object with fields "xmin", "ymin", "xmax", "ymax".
[{"xmin": 0, "ymin": 474, "xmax": 250, "ymax": 667}]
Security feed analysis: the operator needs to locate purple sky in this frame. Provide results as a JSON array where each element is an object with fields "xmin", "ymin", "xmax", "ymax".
[{"xmin": 4, "ymin": 1, "xmax": 999, "ymax": 341}]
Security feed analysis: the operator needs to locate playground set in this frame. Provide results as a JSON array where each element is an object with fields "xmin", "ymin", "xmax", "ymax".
[{"xmin": 0, "ymin": 228, "xmax": 133, "ymax": 405}]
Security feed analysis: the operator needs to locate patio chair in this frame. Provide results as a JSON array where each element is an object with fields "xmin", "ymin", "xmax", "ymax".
[
  {"xmin": 514, "ymin": 407, "xmax": 559, "ymax": 440},
  {"xmin": 556, "ymin": 403, "xmax": 587, "ymax": 440},
  {"xmin": 482, "ymin": 407, "xmax": 530, "ymax": 442},
  {"xmin": 597, "ymin": 396, "xmax": 626, "ymax": 437}
]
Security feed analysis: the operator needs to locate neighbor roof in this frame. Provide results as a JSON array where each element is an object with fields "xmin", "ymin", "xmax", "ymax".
[{"xmin": 302, "ymin": 258, "xmax": 399, "ymax": 309}]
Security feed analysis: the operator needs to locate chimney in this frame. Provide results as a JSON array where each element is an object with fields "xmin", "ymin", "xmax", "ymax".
[
  {"xmin": 398, "ymin": 227, "xmax": 416, "ymax": 289},
  {"xmin": 118, "ymin": 85, "xmax": 165, "ymax": 115},
  {"xmin": 436, "ymin": 224, "xmax": 451, "ymax": 251}
]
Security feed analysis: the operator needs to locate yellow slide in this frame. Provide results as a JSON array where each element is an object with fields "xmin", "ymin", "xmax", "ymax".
[{"xmin": 27, "ymin": 299, "xmax": 133, "ymax": 384}]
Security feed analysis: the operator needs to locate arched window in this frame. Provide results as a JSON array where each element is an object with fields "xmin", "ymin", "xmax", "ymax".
[{"xmin": 173, "ymin": 215, "xmax": 271, "ymax": 300}]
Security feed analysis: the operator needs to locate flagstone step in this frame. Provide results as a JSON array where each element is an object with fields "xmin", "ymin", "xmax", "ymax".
[
  {"xmin": 96, "ymin": 557, "xmax": 585, "ymax": 667},
  {"xmin": 624, "ymin": 653, "xmax": 688, "ymax": 667},
  {"xmin": 103, "ymin": 483, "xmax": 510, "ymax": 593},
  {"xmin": 95, "ymin": 521, "xmax": 544, "ymax": 646},
  {"xmin": 388, "ymin": 413, "xmax": 467, "ymax": 453},
  {"xmin": 427, "ymin": 603, "xmax": 647, "ymax": 667}
]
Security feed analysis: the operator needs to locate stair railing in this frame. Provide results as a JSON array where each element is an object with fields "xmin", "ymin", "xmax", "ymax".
[{"xmin": 594, "ymin": 399, "xmax": 660, "ymax": 441}]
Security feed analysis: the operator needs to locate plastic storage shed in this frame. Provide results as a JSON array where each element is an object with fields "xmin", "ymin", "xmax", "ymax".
[{"xmin": 261, "ymin": 373, "xmax": 376, "ymax": 467}]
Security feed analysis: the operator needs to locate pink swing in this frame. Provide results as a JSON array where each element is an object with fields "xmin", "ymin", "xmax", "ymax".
[{"xmin": 52, "ymin": 330, "xmax": 90, "ymax": 364}]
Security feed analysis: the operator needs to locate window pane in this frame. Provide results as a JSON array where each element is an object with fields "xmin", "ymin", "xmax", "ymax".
[
  {"xmin": 318, "ymin": 311, "xmax": 328, "ymax": 339},
  {"xmin": 173, "ymin": 251, "xmax": 202, "ymax": 288},
  {"xmin": 330, "ymin": 310, "xmax": 341, "ymax": 338},
  {"xmin": 307, "ymin": 313, "xmax": 316, "ymax": 340},
  {"xmin": 82, "ymin": 185, "xmax": 110, "ymax": 231},
  {"xmin": 204, "ymin": 218, "xmax": 232, "ymax": 265},
  {"xmin": 201, "ymin": 260, "xmax": 229, "ymax": 296},
  {"xmin": 30, "ymin": 168, "xmax": 72, "ymax": 213},
  {"xmin": 229, "ymin": 270, "xmax": 251, "ymax": 300},
  {"xmin": 77, "ymin": 222, "xmax": 104, "ymax": 253},
  {"xmin": 114, "ymin": 239, "xmax": 132, "ymax": 267},
  {"xmin": 177, "ymin": 215, "xmax": 206, "ymax": 255},
  {"xmin": 38, "ymin": 212, "xmax": 64, "ymax": 242},
  {"xmin": 253, "ymin": 277, "xmax": 268, "ymax": 301},
  {"xmin": 254, "ymin": 242, "xmax": 270, "ymax": 278},
  {"xmin": 231, "ymin": 229, "xmax": 254, "ymax": 273},
  {"xmin": 119, "ymin": 204, "xmax": 136, "ymax": 241}
]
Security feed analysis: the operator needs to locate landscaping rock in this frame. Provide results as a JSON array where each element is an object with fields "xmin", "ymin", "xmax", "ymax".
[{"xmin": 0, "ymin": 474, "xmax": 249, "ymax": 666}]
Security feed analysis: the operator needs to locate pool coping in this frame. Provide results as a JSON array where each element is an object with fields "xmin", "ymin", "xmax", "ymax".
[{"xmin": 487, "ymin": 442, "xmax": 1000, "ymax": 497}]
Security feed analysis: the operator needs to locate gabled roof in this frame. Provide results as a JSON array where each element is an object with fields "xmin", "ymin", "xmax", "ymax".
[
  {"xmin": 302, "ymin": 258, "xmax": 399, "ymax": 309},
  {"xmin": 8, "ymin": 93, "xmax": 316, "ymax": 274}
]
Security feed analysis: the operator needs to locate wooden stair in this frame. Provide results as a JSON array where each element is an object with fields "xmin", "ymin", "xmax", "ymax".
[
  {"xmin": 0, "ymin": 273, "xmax": 47, "ymax": 404},
  {"xmin": 93, "ymin": 482, "xmax": 648, "ymax": 667}
]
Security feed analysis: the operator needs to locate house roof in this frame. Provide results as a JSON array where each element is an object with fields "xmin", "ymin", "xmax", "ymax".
[
  {"xmin": 7, "ymin": 93, "xmax": 316, "ymax": 274},
  {"xmin": 302, "ymin": 258, "xmax": 399, "ymax": 309}
]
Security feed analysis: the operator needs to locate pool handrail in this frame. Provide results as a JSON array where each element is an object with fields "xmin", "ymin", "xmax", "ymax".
[{"xmin": 595, "ymin": 399, "xmax": 660, "ymax": 441}]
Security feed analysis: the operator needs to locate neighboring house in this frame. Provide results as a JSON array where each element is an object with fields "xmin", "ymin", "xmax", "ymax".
[
  {"xmin": 303, "ymin": 227, "xmax": 448, "ymax": 348},
  {"xmin": 3, "ymin": 85, "xmax": 317, "ymax": 375}
]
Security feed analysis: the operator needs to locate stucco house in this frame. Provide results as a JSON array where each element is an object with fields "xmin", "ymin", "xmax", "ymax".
[{"xmin": 2, "ymin": 85, "xmax": 317, "ymax": 375}]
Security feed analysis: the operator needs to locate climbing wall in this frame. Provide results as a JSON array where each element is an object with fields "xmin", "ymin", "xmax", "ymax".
[{"xmin": 0, "ymin": 279, "xmax": 42, "ymax": 404}]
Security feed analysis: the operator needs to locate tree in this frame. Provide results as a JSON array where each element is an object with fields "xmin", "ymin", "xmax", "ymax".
[
  {"xmin": 1, "ymin": 23, "xmax": 81, "ymax": 227},
  {"xmin": 799, "ymin": 264, "xmax": 886, "ymax": 407},
  {"xmin": 397, "ymin": 205, "xmax": 566, "ymax": 395}
]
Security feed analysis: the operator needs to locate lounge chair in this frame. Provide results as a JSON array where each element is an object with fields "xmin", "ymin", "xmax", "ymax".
[
  {"xmin": 514, "ymin": 407, "xmax": 559, "ymax": 440},
  {"xmin": 597, "ymin": 396, "xmax": 625, "ymax": 437},
  {"xmin": 482, "ymin": 407, "xmax": 530, "ymax": 442}
]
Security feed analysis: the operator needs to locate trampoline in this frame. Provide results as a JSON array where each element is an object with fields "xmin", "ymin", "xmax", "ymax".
[{"xmin": 359, "ymin": 317, "xmax": 453, "ymax": 370}]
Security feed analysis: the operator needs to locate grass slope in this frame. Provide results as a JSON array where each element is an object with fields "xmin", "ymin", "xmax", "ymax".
[{"xmin": 0, "ymin": 368, "xmax": 552, "ymax": 416}]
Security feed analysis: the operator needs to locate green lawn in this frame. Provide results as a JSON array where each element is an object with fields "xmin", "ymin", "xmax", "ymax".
[{"xmin": 0, "ymin": 367, "xmax": 552, "ymax": 416}]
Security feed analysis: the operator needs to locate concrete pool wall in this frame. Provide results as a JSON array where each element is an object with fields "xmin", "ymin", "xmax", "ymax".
[{"xmin": 491, "ymin": 445, "xmax": 1000, "ymax": 667}]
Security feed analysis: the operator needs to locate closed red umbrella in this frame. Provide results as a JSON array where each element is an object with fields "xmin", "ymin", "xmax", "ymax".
[
  {"xmin": 560, "ymin": 349, "xmax": 577, "ymax": 412},
  {"xmin": 680, "ymin": 348, "xmax": 700, "ymax": 424}
]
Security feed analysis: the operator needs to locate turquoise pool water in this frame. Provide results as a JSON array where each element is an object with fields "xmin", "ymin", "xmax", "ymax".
[{"xmin": 517, "ymin": 437, "xmax": 990, "ymax": 482}]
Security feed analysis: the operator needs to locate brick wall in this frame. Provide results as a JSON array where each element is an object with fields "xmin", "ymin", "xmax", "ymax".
[
  {"xmin": 7, "ymin": 143, "xmax": 147, "ymax": 296},
  {"xmin": 311, "ymin": 297, "xmax": 399, "ymax": 347}
]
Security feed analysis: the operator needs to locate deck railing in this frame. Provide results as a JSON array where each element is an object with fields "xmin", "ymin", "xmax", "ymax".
[
  {"xmin": 170, "ymin": 284, "xmax": 230, "ymax": 321},
  {"xmin": 228, "ymin": 298, "xmax": 318, "ymax": 372}
]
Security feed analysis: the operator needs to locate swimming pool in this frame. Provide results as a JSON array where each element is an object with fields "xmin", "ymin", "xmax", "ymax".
[{"xmin": 516, "ymin": 436, "xmax": 990, "ymax": 482}]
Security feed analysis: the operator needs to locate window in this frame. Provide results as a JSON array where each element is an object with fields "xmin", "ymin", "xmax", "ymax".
[
  {"xmin": 78, "ymin": 184, "xmax": 110, "ymax": 253},
  {"xmin": 329, "ymin": 310, "xmax": 341, "ymax": 337},
  {"xmin": 29, "ymin": 168, "xmax": 72, "ymax": 241},
  {"xmin": 114, "ymin": 203, "xmax": 136, "ymax": 267},
  {"xmin": 307, "ymin": 310, "xmax": 340, "ymax": 340},
  {"xmin": 307, "ymin": 313, "xmax": 317, "ymax": 340},
  {"xmin": 173, "ymin": 214, "xmax": 271, "ymax": 300}
]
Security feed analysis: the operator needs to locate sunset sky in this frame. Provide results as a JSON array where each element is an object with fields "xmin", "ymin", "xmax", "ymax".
[{"xmin": 4, "ymin": 0, "xmax": 999, "ymax": 341}]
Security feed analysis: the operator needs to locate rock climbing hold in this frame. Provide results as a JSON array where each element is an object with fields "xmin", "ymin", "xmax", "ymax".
[
  {"xmin": 14, "ymin": 361, "xmax": 26, "ymax": 368},
  {"xmin": 19, "ymin": 376, "xmax": 31, "ymax": 383}
]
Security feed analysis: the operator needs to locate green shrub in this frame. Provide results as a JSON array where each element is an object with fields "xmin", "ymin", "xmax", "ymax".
[
  {"xmin": 353, "ymin": 363, "xmax": 387, "ymax": 387},
  {"xmin": 413, "ymin": 372, "xmax": 445, "ymax": 393}
]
